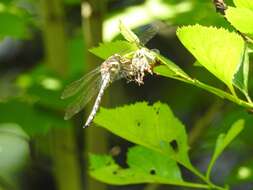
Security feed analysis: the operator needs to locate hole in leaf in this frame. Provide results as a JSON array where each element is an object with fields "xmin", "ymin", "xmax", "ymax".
[
  {"xmin": 109, "ymin": 146, "xmax": 121, "ymax": 156},
  {"xmin": 150, "ymin": 169, "xmax": 156, "ymax": 175},
  {"xmin": 136, "ymin": 121, "xmax": 141, "ymax": 127},
  {"xmin": 153, "ymin": 107, "xmax": 160, "ymax": 114},
  {"xmin": 170, "ymin": 140, "xmax": 178, "ymax": 152}
]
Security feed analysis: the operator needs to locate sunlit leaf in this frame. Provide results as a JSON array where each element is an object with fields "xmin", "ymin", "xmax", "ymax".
[
  {"xmin": 233, "ymin": 44, "xmax": 250, "ymax": 97},
  {"xmin": 89, "ymin": 40, "xmax": 138, "ymax": 60},
  {"xmin": 89, "ymin": 145, "xmax": 185, "ymax": 185},
  {"xmin": 233, "ymin": 0, "xmax": 253, "ymax": 10},
  {"xmin": 177, "ymin": 25, "xmax": 245, "ymax": 93},
  {"xmin": 94, "ymin": 102, "xmax": 192, "ymax": 169},
  {"xmin": 226, "ymin": 7, "xmax": 253, "ymax": 35},
  {"xmin": 206, "ymin": 119, "xmax": 244, "ymax": 178}
]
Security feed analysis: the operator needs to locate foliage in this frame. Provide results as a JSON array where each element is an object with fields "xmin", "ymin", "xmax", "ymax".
[
  {"xmin": 86, "ymin": 2, "xmax": 253, "ymax": 189},
  {"xmin": 0, "ymin": 0, "xmax": 253, "ymax": 190},
  {"xmin": 91, "ymin": 102, "xmax": 244, "ymax": 189}
]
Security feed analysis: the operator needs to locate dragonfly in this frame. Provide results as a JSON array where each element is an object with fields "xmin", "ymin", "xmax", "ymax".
[
  {"xmin": 61, "ymin": 21, "xmax": 158, "ymax": 128},
  {"xmin": 119, "ymin": 20, "xmax": 159, "ymax": 85}
]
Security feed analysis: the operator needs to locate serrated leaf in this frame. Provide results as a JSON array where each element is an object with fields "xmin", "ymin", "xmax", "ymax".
[
  {"xmin": 233, "ymin": 0, "xmax": 253, "ymax": 10},
  {"xmin": 233, "ymin": 44, "xmax": 249, "ymax": 96},
  {"xmin": 226, "ymin": 7, "xmax": 253, "ymax": 35},
  {"xmin": 119, "ymin": 20, "xmax": 140, "ymax": 45},
  {"xmin": 89, "ymin": 40, "xmax": 138, "ymax": 60},
  {"xmin": 89, "ymin": 146, "xmax": 184, "ymax": 185},
  {"xmin": 177, "ymin": 25, "xmax": 245, "ymax": 93},
  {"xmin": 206, "ymin": 119, "xmax": 244, "ymax": 178},
  {"xmin": 94, "ymin": 102, "xmax": 192, "ymax": 169}
]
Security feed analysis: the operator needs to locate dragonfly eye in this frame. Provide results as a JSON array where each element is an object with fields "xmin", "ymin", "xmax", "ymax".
[{"xmin": 109, "ymin": 61, "xmax": 120, "ymax": 72}]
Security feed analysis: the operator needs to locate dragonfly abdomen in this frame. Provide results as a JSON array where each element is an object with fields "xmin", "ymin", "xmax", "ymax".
[{"xmin": 84, "ymin": 73, "xmax": 110, "ymax": 128}]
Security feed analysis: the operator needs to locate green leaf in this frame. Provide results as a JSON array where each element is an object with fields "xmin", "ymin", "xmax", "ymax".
[
  {"xmin": 0, "ymin": 0, "xmax": 14, "ymax": 4},
  {"xmin": 89, "ymin": 40, "xmax": 138, "ymax": 60},
  {"xmin": 176, "ymin": 25, "xmax": 245, "ymax": 94},
  {"xmin": 154, "ymin": 64, "xmax": 253, "ymax": 109},
  {"xmin": 193, "ymin": 61, "xmax": 203, "ymax": 67},
  {"xmin": 249, "ymin": 43, "xmax": 253, "ymax": 53},
  {"xmin": 233, "ymin": 0, "xmax": 253, "ymax": 10},
  {"xmin": 89, "ymin": 146, "xmax": 208, "ymax": 188},
  {"xmin": 119, "ymin": 20, "xmax": 140, "ymax": 45},
  {"xmin": 206, "ymin": 119, "xmax": 245, "ymax": 179},
  {"xmin": 0, "ymin": 12, "xmax": 29, "ymax": 40},
  {"xmin": 0, "ymin": 99, "xmax": 71, "ymax": 135},
  {"xmin": 233, "ymin": 44, "xmax": 250, "ymax": 98},
  {"xmin": 94, "ymin": 102, "xmax": 192, "ymax": 168},
  {"xmin": 89, "ymin": 146, "xmax": 183, "ymax": 185},
  {"xmin": 155, "ymin": 54, "xmax": 190, "ymax": 80},
  {"xmin": 226, "ymin": 7, "xmax": 253, "ymax": 35}
]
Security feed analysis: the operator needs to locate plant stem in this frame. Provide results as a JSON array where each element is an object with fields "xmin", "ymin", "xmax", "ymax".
[
  {"xmin": 40, "ymin": 0, "xmax": 82, "ymax": 190},
  {"xmin": 190, "ymin": 79, "xmax": 253, "ymax": 109},
  {"xmin": 230, "ymin": 85, "xmax": 238, "ymax": 98},
  {"xmin": 188, "ymin": 166, "xmax": 227, "ymax": 190},
  {"xmin": 244, "ymin": 91, "xmax": 252, "ymax": 103},
  {"xmin": 189, "ymin": 101, "xmax": 223, "ymax": 147},
  {"xmin": 81, "ymin": 1, "xmax": 108, "ymax": 190}
]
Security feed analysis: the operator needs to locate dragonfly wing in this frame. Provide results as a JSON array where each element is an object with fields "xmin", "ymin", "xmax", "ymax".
[
  {"xmin": 64, "ymin": 76, "xmax": 102, "ymax": 120},
  {"xmin": 119, "ymin": 20, "xmax": 140, "ymax": 45},
  {"xmin": 119, "ymin": 21, "xmax": 159, "ymax": 46},
  {"xmin": 138, "ymin": 23, "xmax": 159, "ymax": 45},
  {"xmin": 61, "ymin": 67, "xmax": 100, "ymax": 99}
]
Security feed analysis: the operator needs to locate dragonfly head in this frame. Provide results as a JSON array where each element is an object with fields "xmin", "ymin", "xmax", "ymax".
[{"xmin": 101, "ymin": 54, "xmax": 122, "ymax": 80}]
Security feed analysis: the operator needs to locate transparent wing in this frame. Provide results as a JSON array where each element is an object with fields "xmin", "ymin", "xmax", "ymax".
[
  {"xmin": 64, "ymin": 76, "xmax": 102, "ymax": 120},
  {"xmin": 119, "ymin": 21, "xmax": 159, "ymax": 46},
  {"xmin": 119, "ymin": 20, "xmax": 140, "ymax": 45},
  {"xmin": 138, "ymin": 23, "xmax": 159, "ymax": 45},
  {"xmin": 61, "ymin": 67, "xmax": 101, "ymax": 99}
]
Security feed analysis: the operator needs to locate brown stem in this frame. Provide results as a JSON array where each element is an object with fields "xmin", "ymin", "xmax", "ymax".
[
  {"xmin": 189, "ymin": 101, "xmax": 223, "ymax": 147},
  {"xmin": 81, "ymin": 1, "xmax": 108, "ymax": 190},
  {"xmin": 40, "ymin": 0, "xmax": 82, "ymax": 190}
]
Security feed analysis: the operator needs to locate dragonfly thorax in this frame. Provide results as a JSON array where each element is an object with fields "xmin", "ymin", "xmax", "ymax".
[
  {"xmin": 100, "ymin": 54, "xmax": 131, "ymax": 82},
  {"xmin": 131, "ymin": 48, "xmax": 156, "ymax": 85},
  {"xmin": 101, "ymin": 54, "xmax": 121, "ymax": 77}
]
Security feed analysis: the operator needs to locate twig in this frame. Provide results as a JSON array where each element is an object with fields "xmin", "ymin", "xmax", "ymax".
[
  {"xmin": 189, "ymin": 101, "xmax": 223, "ymax": 147},
  {"xmin": 212, "ymin": 0, "xmax": 253, "ymax": 44}
]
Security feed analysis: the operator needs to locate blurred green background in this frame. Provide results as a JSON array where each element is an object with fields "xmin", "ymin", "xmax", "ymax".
[{"xmin": 0, "ymin": 0, "xmax": 253, "ymax": 190}]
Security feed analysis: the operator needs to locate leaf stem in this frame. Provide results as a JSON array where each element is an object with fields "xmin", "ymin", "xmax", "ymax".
[
  {"xmin": 189, "ymin": 78, "xmax": 253, "ymax": 109},
  {"xmin": 243, "ymin": 91, "xmax": 252, "ymax": 103},
  {"xmin": 230, "ymin": 86, "xmax": 238, "ymax": 98},
  {"xmin": 187, "ymin": 166, "xmax": 227, "ymax": 190}
]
